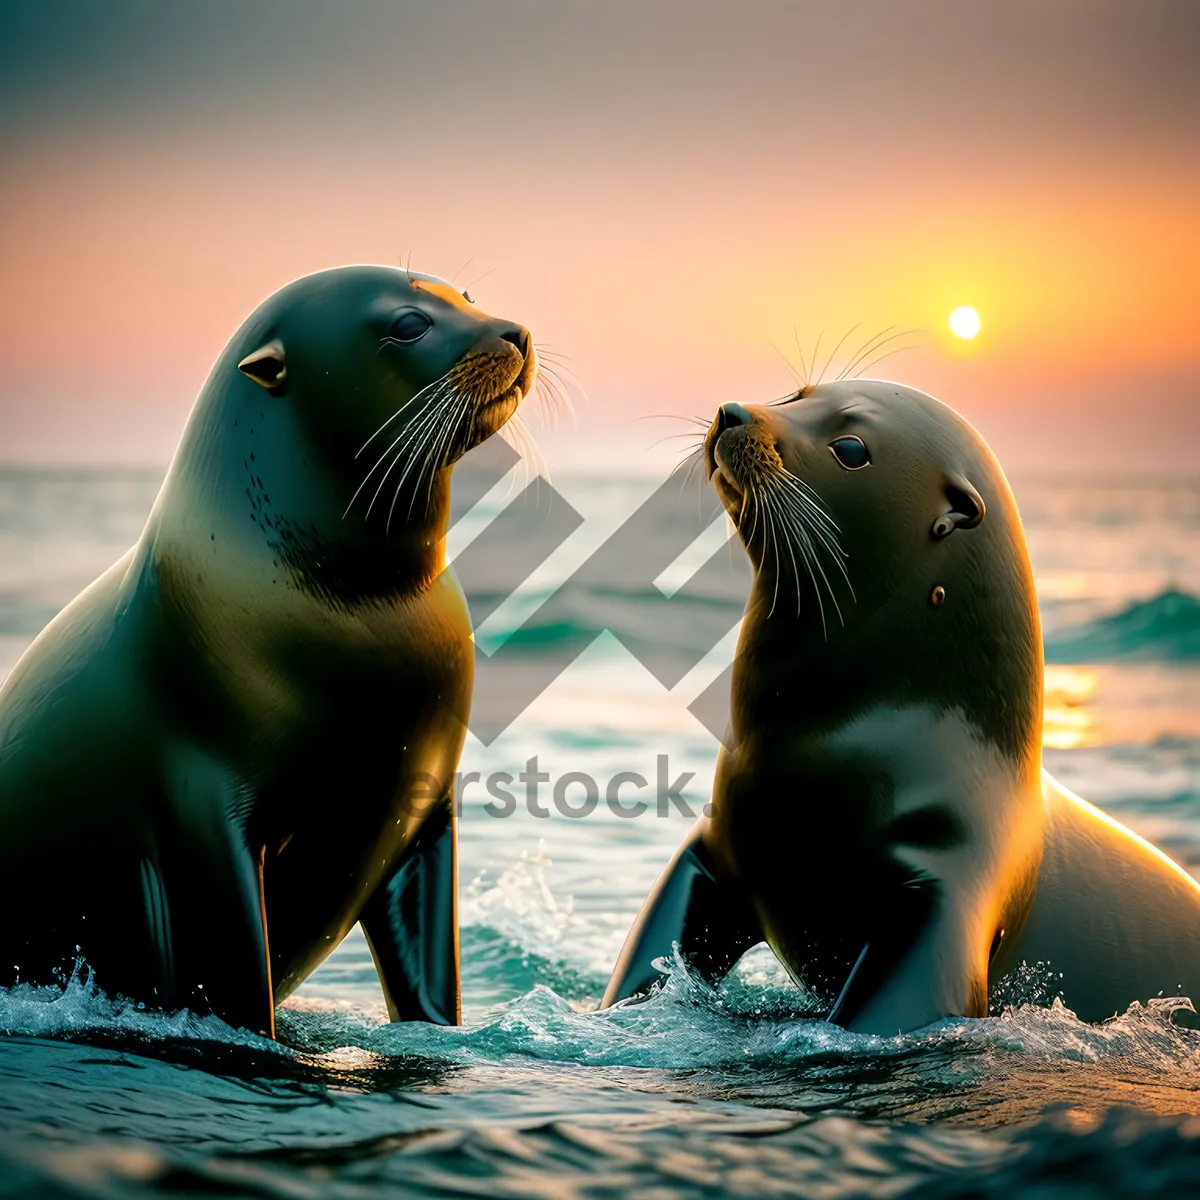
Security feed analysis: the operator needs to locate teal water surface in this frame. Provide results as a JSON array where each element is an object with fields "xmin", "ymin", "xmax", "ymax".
[{"xmin": 0, "ymin": 467, "xmax": 1199, "ymax": 1198}]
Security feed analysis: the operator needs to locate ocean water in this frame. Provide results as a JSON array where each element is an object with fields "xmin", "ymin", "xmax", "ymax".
[{"xmin": 0, "ymin": 464, "xmax": 1198, "ymax": 1198}]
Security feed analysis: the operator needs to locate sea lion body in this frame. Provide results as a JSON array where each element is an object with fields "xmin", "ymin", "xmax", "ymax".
[
  {"xmin": 1017, "ymin": 775, "xmax": 1200, "ymax": 1021},
  {"xmin": 604, "ymin": 382, "xmax": 1200, "ymax": 1030},
  {"xmin": 0, "ymin": 266, "xmax": 534, "ymax": 1034}
]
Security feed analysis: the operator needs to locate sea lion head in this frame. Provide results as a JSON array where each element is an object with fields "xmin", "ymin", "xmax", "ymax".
[
  {"xmin": 160, "ymin": 265, "xmax": 536, "ymax": 603},
  {"xmin": 233, "ymin": 265, "xmax": 534, "ymax": 528},
  {"xmin": 705, "ymin": 380, "xmax": 1042, "ymax": 762}
]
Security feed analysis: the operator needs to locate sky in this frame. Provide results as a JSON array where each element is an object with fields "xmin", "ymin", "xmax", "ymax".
[{"xmin": 0, "ymin": 0, "xmax": 1197, "ymax": 472}]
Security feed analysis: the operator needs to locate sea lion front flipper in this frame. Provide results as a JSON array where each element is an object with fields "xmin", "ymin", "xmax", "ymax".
[
  {"xmin": 825, "ymin": 873, "xmax": 986, "ymax": 1034},
  {"xmin": 138, "ymin": 856, "xmax": 177, "ymax": 1008},
  {"xmin": 163, "ymin": 748, "xmax": 275, "ymax": 1038},
  {"xmin": 360, "ymin": 800, "xmax": 461, "ymax": 1025},
  {"xmin": 602, "ymin": 821, "xmax": 763, "ymax": 1007}
]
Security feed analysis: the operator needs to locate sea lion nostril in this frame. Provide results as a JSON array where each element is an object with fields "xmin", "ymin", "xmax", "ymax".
[
  {"xmin": 718, "ymin": 402, "xmax": 754, "ymax": 432},
  {"xmin": 500, "ymin": 327, "xmax": 529, "ymax": 356}
]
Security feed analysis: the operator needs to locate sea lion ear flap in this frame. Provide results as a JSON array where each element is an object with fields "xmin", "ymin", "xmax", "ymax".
[
  {"xmin": 237, "ymin": 339, "xmax": 287, "ymax": 391},
  {"xmin": 930, "ymin": 474, "xmax": 985, "ymax": 539}
]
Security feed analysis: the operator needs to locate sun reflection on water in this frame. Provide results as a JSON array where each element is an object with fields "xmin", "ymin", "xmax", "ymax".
[{"xmin": 1043, "ymin": 666, "xmax": 1099, "ymax": 749}]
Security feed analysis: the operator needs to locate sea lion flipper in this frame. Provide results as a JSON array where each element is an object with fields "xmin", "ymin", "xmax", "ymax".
[
  {"xmin": 360, "ymin": 801, "xmax": 461, "ymax": 1025},
  {"xmin": 826, "ymin": 874, "xmax": 986, "ymax": 1034},
  {"xmin": 601, "ymin": 822, "xmax": 762, "ymax": 1008},
  {"xmin": 138, "ymin": 856, "xmax": 177, "ymax": 1007},
  {"xmin": 164, "ymin": 750, "xmax": 275, "ymax": 1037}
]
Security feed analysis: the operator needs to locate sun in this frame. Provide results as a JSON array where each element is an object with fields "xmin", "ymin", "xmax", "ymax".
[{"xmin": 949, "ymin": 306, "xmax": 981, "ymax": 340}]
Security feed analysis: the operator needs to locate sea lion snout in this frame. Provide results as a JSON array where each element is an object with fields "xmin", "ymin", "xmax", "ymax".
[
  {"xmin": 470, "ymin": 325, "xmax": 530, "ymax": 365},
  {"xmin": 456, "ymin": 323, "xmax": 537, "ymax": 412},
  {"xmin": 717, "ymin": 402, "xmax": 754, "ymax": 431},
  {"xmin": 499, "ymin": 325, "xmax": 531, "ymax": 358},
  {"xmin": 704, "ymin": 402, "xmax": 782, "ymax": 502}
]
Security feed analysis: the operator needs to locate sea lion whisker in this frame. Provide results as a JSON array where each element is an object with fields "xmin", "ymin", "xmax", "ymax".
[
  {"xmin": 366, "ymin": 412, "xmax": 443, "ymax": 527},
  {"xmin": 772, "ymin": 479, "xmax": 855, "ymax": 601},
  {"xmin": 416, "ymin": 396, "xmax": 473, "ymax": 522},
  {"xmin": 763, "ymin": 486, "xmax": 807, "ymax": 599},
  {"xmin": 853, "ymin": 342, "xmax": 919, "ymax": 379},
  {"xmin": 767, "ymin": 388, "xmax": 807, "ymax": 409},
  {"xmin": 767, "ymin": 486, "xmax": 806, "ymax": 619},
  {"xmin": 405, "ymin": 386, "xmax": 475, "ymax": 526},
  {"xmin": 758, "ymin": 496, "xmax": 785, "ymax": 620},
  {"xmin": 534, "ymin": 366, "xmax": 575, "ymax": 429},
  {"xmin": 532, "ymin": 379, "xmax": 560, "ymax": 429},
  {"xmin": 544, "ymin": 361, "xmax": 579, "ymax": 407},
  {"xmin": 412, "ymin": 388, "xmax": 470, "ymax": 518},
  {"xmin": 765, "ymin": 478, "xmax": 845, "ymax": 616},
  {"xmin": 356, "ymin": 370, "xmax": 454, "ymax": 459},
  {"xmin": 768, "ymin": 338, "xmax": 804, "ymax": 387},
  {"xmin": 763, "ymin": 502, "xmax": 783, "ymax": 619},
  {"xmin": 349, "ymin": 389, "xmax": 450, "ymax": 514},
  {"xmin": 766, "ymin": 498, "xmax": 811, "ymax": 626},
  {"xmin": 780, "ymin": 488, "xmax": 847, "ymax": 568},
  {"xmin": 742, "ymin": 487, "xmax": 763, "ymax": 549},
  {"xmin": 533, "ymin": 352, "xmax": 585, "ymax": 414},
  {"xmin": 808, "ymin": 331, "xmax": 824, "ymax": 390},
  {"xmin": 631, "ymin": 413, "xmax": 711, "ymax": 430},
  {"xmin": 793, "ymin": 325, "xmax": 810, "ymax": 388},
  {"xmin": 805, "ymin": 518, "xmax": 855, "ymax": 599},
  {"xmin": 509, "ymin": 414, "xmax": 547, "ymax": 507},
  {"xmin": 371, "ymin": 389, "xmax": 461, "ymax": 527},
  {"xmin": 768, "ymin": 485, "xmax": 833, "ymax": 634},
  {"xmin": 462, "ymin": 266, "xmax": 496, "ymax": 294},
  {"xmin": 773, "ymin": 472, "xmax": 843, "ymax": 539},
  {"xmin": 838, "ymin": 327, "xmax": 919, "ymax": 381},
  {"xmin": 346, "ymin": 381, "xmax": 456, "ymax": 520},
  {"xmin": 349, "ymin": 373, "xmax": 454, "ymax": 493},
  {"xmin": 648, "ymin": 431, "xmax": 707, "ymax": 451},
  {"xmin": 533, "ymin": 345, "xmax": 581, "ymax": 366},
  {"xmin": 498, "ymin": 418, "xmax": 534, "ymax": 499},
  {"xmin": 775, "ymin": 467, "xmax": 841, "ymax": 527},
  {"xmin": 499, "ymin": 411, "xmax": 550, "ymax": 489},
  {"xmin": 444, "ymin": 383, "xmax": 480, "ymax": 469},
  {"xmin": 834, "ymin": 326, "xmax": 897, "ymax": 382},
  {"xmin": 817, "ymin": 323, "xmax": 862, "ymax": 387},
  {"xmin": 832, "ymin": 325, "xmax": 892, "ymax": 381},
  {"xmin": 515, "ymin": 412, "xmax": 549, "ymax": 481},
  {"xmin": 390, "ymin": 391, "xmax": 465, "ymax": 532},
  {"xmin": 778, "ymin": 482, "xmax": 841, "ymax": 542},
  {"xmin": 375, "ymin": 391, "xmax": 455, "ymax": 485},
  {"xmin": 678, "ymin": 445, "xmax": 706, "ymax": 495},
  {"xmin": 535, "ymin": 353, "xmax": 583, "ymax": 390},
  {"xmin": 781, "ymin": 488, "xmax": 847, "ymax": 565},
  {"xmin": 790, "ymin": 507, "xmax": 845, "ymax": 628},
  {"xmin": 366, "ymin": 383, "xmax": 456, "ymax": 475},
  {"xmin": 491, "ymin": 414, "xmax": 537, "ymax": 502}
]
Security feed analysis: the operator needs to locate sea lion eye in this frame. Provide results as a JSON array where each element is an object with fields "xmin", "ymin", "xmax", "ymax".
[
  {"xmin": 829, "ymin": 436, "xmax": 871, "ymax": 470},
  {"xmin": 389, "ymin": 310, "xmax": 433, "ymax": 343}
]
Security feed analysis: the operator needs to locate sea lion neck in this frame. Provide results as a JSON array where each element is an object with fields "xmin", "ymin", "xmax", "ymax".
[
  {"xmin": 731, "ymin": 519, "xmax": 1044, "ymax": 777},
  {"xmin": 147, "ymin": 373, "xmax": 451, "ymax": 609}
]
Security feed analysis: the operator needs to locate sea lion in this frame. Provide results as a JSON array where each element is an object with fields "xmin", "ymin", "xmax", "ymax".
[
  {"xmin": 604, "ymin": 381, "xmax": 1200, "ymax": 1032},
  {"xmin": 0, "ymin": 265, "xmax": 534, "ymax": 1036}
]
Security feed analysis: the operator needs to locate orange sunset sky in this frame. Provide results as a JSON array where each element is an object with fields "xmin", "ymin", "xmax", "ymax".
[{"xmin": 1, "ymin": 1, "xmax": 1197, "ymax": 472}]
